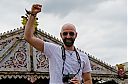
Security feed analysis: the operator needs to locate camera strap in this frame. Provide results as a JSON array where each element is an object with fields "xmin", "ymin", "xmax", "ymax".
[{"xmin": 61, "ymin": 46, "xmax": 81, "ymax": 76}]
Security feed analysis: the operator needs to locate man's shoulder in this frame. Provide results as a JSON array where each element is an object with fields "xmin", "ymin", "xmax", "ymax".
[
  {"xmin": 77, "ymin": 49, "xmax": 85, "ymax": 55},
  {"xmin": 77, "ymin": 49, "xmax": 89, "ymax": 58},
  {"xmin": 44, "ymin": 42, "xmax": 62, "ymax": 50},
  {"xmin": 44, "ymin": 42, "xmax": 60, "ymax": 47}
]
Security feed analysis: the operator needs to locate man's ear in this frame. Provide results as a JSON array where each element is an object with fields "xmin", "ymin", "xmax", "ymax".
[
  {"xmin": 75, "ymin": 32, "xmax": 78, "ymax": 38},
  {"xmin": 60, "ymin": 32, "xmax": 62, "ymax": 38}
]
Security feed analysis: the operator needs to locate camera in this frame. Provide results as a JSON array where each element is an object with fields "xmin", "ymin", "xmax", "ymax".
[{"xmin": 62, "ymin": 74, "xmax": 75, "ymax": 84}]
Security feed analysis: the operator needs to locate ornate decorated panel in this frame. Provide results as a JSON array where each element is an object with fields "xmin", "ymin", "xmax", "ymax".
[
  {"xmin": 0, "ymin": 36, "xmax": 18, "ymax": 57},
  {"xmin": 0, "ymin": 39, "xmax": 30, "ymax": 71},
  {"xmin": 91, "ymin": 61, "xmax": 116, "ymax": 74},
  {"xmin": 33, "ymin": 48, "xmax": 49, "ymax": 72}
]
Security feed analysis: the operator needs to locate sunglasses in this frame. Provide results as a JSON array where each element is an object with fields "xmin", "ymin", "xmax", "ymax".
[{"xmin": 62, "ymin": 32, "xmax": 75, "ymax": 36}]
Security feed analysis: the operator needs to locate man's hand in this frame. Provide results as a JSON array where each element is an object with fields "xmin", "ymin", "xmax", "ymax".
[
  {"xmin": 70, "ymin": 77, "xmax": 80, "ymax": 84},
  {"xmin": 31, "ymin": 4, "xmax": 42, "ymax": 15}
]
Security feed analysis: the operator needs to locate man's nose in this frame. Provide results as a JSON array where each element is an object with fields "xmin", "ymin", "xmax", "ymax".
[{"xmin": 66, "ymin": 34, "xmax": 71, "ymax": 38}]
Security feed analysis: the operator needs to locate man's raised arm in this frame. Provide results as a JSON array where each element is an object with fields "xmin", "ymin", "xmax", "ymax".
[{"xmin": 24, "ymin": 4, "xmax": 44, "ymax": 52}]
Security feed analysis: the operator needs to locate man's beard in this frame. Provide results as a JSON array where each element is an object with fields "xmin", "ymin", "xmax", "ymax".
[{"xmin": 62, "ymin": 38, "xmax": 75, "ymax": 47}]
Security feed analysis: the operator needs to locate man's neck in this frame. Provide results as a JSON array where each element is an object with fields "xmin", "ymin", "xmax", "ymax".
[{"xmin": 64, "ymin": 45, "xmax": 75, "ymax": 51}]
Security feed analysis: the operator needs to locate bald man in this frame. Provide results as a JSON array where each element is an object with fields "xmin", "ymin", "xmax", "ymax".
[{"xmin": 24, "ymin": 4, "xmax": 92, "ymax": 84}]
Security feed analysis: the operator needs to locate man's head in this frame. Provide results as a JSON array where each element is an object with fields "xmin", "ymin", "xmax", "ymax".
[{"xmin": 60, "ymin": 23, "xmax": 77, "ymax": 47}]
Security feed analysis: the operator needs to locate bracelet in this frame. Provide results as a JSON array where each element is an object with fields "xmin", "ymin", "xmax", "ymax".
[
  {"xmin": 30, "ymin": 13, "xmax": 36, "ymax": 17},
  {"xmin": 25, "ymin": 9, "xmax": 37, "ymax": 17}
]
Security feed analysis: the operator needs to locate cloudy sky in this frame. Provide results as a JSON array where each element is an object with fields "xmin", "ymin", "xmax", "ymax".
[{"xmin": 0, "ymin": 0, "xmax": 127, "ymax": 66}]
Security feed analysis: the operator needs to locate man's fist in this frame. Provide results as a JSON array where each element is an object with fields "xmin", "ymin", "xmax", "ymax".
[{"xmin": 31, "ymin": 4, "xmax": 42, "ymax": 15}]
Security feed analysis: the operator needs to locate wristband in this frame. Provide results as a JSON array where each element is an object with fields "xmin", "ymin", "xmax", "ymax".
[{"xmin": 25, "ymin": 9, "xmax": 37, "ymax": 17}]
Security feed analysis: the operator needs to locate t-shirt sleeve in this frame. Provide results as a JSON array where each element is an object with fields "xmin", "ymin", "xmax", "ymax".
[
  {"xmin": 82, "ymin": 54, "xmax": 92, "ymax": 73},
  {"xmin": 44, "ymin": 42, "xmax": 58, "ymax": 58}
]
